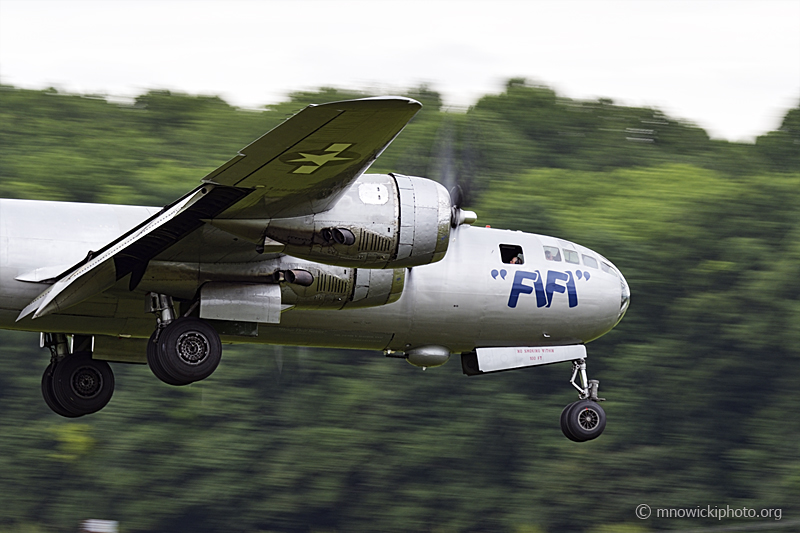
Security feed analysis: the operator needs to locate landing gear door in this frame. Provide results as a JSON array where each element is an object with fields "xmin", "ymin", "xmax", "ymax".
[{"xmin": 465, "ymin": 344, "xmax": 587, "ymax": 374}]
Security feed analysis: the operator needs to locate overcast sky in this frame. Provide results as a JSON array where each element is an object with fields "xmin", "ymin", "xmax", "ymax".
[{"xmin": 1, "ymin": 0, "xmax": 798, "ymax": 142}]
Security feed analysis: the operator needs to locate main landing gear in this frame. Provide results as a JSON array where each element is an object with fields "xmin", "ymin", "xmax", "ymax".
[
  {"xmin": 145, "ymin": 293, "xmax": 222, "ymax": 386},
  {"xmin": 41, "ymin": 333, "xmax": 115, "ymax": 417},
  {"xmin": 560, "ymin": 359, "xmax": 606, "ymax": 442},
  {"xmin": 39, "ymin": 295, "xmax": 222, "ymax": 417}
]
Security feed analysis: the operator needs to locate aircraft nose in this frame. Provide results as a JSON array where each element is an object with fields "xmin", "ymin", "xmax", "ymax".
[{"xmin": 618, "ymin": 269, "xmax": 630, "ymax": 323}]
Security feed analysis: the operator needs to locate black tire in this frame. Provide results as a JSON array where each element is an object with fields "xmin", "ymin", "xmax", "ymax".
[
  {"xmin": 52, "ymin": 352, "xmax": 115, "ymax": 416},
  {"xmin": 147, "ymin": 331, "xmax": 191, "ymax": 386},
  {"xmin": 560, "ymin": 401, "xmax": 580, "ymax": 442},
  {"xmin": 41, "ymin": 363, "xmax": 82, "ymax": 418},
  {"xmin": 563, "ymin": 399, "xmax": 606, "ymax": 442},
  {"xmin": 158, "ymin": 317, "xmax": 222, "ymax": 383}
]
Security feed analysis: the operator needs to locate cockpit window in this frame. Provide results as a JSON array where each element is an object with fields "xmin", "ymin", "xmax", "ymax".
[
  {"xmin": 582, "ymin": 255, "xmax": 598, "ymax": 269},
  {"xmin": 543, "ymin": 246, "xmax": 562, "ymax": 262},
  {"xmin": 564, "ymin": 250, "xmax": 580, "ymax": 264},
  {"xmin": 601, "ymin": 262, "xmax": 618, "ymax": 277},
  {"xmin": 500, "ymin": 244, "xmax": 525, "ymax": 265}
]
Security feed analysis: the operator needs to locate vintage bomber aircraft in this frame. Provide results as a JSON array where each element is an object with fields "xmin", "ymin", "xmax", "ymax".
[{"xmin": 0, "ymin": 97, "xmax": 629, "ymax": 441}]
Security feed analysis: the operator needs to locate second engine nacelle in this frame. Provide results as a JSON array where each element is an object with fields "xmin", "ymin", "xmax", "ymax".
[
  {"xmin": 275, "ymin": 259, "xmax": 405, "ymax": 310},
  {"xmin": 261, "ymin": 173, "xmax": 452, "ymax": 268},
  {"xmin": 139, "ymin": 256, "xmax": 406, "ymax": 314}
]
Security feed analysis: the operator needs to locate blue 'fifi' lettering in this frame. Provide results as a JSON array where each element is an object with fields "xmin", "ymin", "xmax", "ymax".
[
  {"xmin": 545, "ymin": 270, "xmax": 577, "ymax": 308},
  {"xmin": 508, "ymin": 270, "xmax": 578, "ymax": 309},
  {"xmin": 508, "ymin": 270, "xmax": 546, "ymax": 308}
]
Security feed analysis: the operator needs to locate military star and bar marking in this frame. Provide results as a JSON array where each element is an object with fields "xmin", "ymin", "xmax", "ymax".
[{"xmin": 286, "ymin": 143, "xmax": 356, "ymax": 174}]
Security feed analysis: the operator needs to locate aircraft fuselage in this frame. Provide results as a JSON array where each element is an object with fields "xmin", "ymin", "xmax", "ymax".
[{"xmin": 0, "ymin": 198, "xmax": 628, "ymax": 353}]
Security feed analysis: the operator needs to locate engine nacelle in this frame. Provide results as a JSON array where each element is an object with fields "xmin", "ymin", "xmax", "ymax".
[
  {"xmin": 140, "ymin": 255, "xmax": 407, "ymax": 325},
  {"xmin": 276, "ymin": 259, "xmax": 405, "ymax": 310},
  {"xmin": 261, "ymin": 173, "xmax": 452, "ymax": 268}
]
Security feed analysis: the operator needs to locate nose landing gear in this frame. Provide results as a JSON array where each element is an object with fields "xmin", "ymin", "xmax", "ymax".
[{"xmin": 561, "ymin": 359, "xmax": 606, "ymax": 442}]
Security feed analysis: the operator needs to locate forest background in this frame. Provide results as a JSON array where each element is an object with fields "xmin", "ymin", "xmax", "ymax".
[{"xmin": 1, "ymin": 81, "xmax": 800, "ymax": 533}]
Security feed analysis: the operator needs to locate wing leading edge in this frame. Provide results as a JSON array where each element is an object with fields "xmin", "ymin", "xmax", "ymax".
[{"xmin": 17, "ymin": 96, "xmax": 421, "ymax": 321}]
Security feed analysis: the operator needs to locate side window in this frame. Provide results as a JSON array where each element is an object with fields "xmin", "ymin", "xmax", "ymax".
[
  {"xmin": 582, "ymin": 255, "xmax": 598, "ymax": 269},
  {"xmin": 601, "ymin": 262, "xmax": 618, "ymax": 277},
  {"xmin": 564, "ymin": 250, "xmax": 580, "ymax": 264},
  {"xmin": 500, "ymin": 244, "xmax": 525, "ymax": 265},
  {"xmin": 543, "ymin": 246, "xmax": 562, "ymax": 261}
]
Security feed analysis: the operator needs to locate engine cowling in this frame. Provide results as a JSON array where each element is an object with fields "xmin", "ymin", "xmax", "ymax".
[
  {"xmin": 261, "ymin": 173, "xmax": 452, "ymax": 268},
  {"xmin": 276, "ymin": 259, "xmax": 405, "ymax": 310}
]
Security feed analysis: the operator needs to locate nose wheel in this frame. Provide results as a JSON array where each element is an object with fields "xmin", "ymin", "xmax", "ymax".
[
  {"xmin": 561, "ymin": 399, "xmax": 606, "ymax": 442},
  {"xmin": 561, "ymin": 358, "xmax": 606, "ymax": 442}
]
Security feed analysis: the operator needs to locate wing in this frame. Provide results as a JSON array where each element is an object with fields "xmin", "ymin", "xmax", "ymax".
[
  {"xmin": 17, "ymin": 96, "xmax": 421, "ymax": 321},
  {"xmin": 205, "ymin": 96, "xmax": 421, "ymax": 219}
]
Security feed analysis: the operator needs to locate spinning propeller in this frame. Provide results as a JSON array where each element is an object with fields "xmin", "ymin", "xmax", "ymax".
[
  {"xmin": 449, "ymin": 184, "xmax": 477, "ymax": 228},
  {"xmin": 430, "ymin": 117, "xmax": 477, "ymax": 227}
]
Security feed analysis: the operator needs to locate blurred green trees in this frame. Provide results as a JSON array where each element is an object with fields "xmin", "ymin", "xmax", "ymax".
[{"xmin": 1, "ymin": 82, "xmax": 799, "ymax": 532}]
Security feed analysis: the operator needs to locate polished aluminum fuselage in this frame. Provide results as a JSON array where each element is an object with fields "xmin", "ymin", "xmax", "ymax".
[{"xmin": 0, "ymin": 198, "xmax": 626, "ymax": 353}]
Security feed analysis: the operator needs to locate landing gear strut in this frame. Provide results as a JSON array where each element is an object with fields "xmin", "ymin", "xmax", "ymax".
[
  {"xmin": 560, "ymin": 358, "xmax": 606, "ymax": 442},
  {"xmin": 40, "ymin": 333, "xmax": 115, "ymax": 417},
  {"xmin": 146, "ymin": 293, "xmax": 222, "ymax": 386}
]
